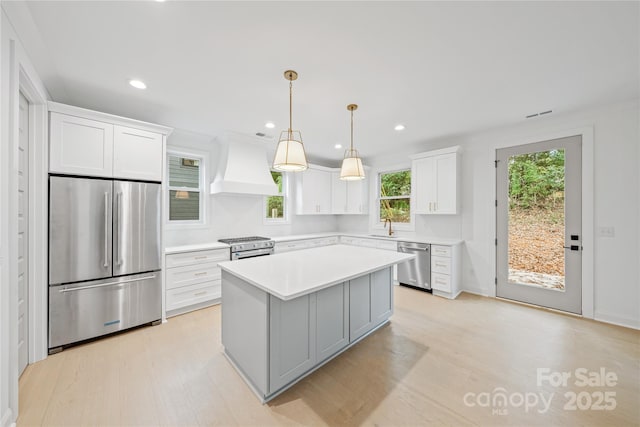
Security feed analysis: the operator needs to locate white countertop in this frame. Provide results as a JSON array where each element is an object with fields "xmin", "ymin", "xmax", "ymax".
[
  {"xmin": 273, "ymin": 232, "xmax": 463, "ymax": 246},
  {"xmin": 165, "ymin": 242, "xmax": 229, "ymax": 255},
  {"xmin": 218, "ymin": 244, "xmax": 415, "ymax": 300},
  {"xmin": 166, "ymin": 232, "xmax": 462, "ymax": 255}
]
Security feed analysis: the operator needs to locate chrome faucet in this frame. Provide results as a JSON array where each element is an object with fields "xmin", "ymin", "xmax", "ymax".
[{"xmin": 384, "ymin": 218, "xmax": 394, "ymax": 236}]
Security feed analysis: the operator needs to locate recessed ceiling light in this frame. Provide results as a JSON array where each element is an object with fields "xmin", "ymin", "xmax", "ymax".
[
  {"xmin": 129, "ymin": 80, "xmax": 146, "ymax": 89},
  {"xmin": 334, "ymin": 144, "xmax": 342, "ymax": 149},
  {"xmin": 265, "ymin": 122, "xmax": 275, "ymax": 129},
  {"xmin": 394, "ymin": 124, "xmax": 405, "ymax": 131},
  {"xmin": 155, "ymin": 0, "xmax": 166, "ymax": 2}
]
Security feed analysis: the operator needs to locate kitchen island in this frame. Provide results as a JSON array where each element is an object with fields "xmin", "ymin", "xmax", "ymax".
[{"xmin": 218, "ymin": 244, "xmax": 414, "ymax": 402}]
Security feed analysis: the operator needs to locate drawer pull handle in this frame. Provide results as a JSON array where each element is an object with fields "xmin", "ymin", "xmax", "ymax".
[
  {"xmin": 194, "ymin": 256, "xmax": 207, "ymax": 260},
  {"xmin": 435, "ymin": 263, "xmax": 447, "ymax": 268},
  {"xmin": 194, "ymin": 272, "xmax": 208, "ymax": 276},
  {"xmin": 194, "ymin": 291, "xmax": 207, "ymax": 296}
]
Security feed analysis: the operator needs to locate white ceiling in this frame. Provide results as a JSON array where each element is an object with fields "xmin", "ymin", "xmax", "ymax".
[{"xmin": 9, "ymin": 1, "xmax": 640, "ymax": 164}]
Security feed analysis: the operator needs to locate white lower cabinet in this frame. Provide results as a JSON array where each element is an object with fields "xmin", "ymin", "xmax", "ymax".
[
  {"xmin": 430, "ymin": 244, "xmax": 462, "ymax": 299},
  {"xmin": 274, "ymin": 236, "xmax": 339, "ymax": 253},
  {"xmin": 165, "ymin": 248, "xmax": 229, "ymax": 316}
]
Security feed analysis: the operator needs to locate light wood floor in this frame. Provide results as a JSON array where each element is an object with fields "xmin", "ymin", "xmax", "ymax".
[{"xmin": 18, "ymin": 287, "xmax": 640, "ymax": 426}]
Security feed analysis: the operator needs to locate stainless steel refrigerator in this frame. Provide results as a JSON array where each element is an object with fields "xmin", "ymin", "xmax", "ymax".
[{"xmin": 48, "ymin": 176, "xmax": 162, "ymax": 352}]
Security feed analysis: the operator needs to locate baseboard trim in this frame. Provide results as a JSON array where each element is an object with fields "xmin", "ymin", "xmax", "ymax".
[
  {"xmin": 594, "ymin": 311, "xmax": 640, "ymax": 330},
  {"xmin": 460, "ymin": 287, "xmax": 489, "ymax": 297},
  {"xmin": 1, "ymin": 408, "xmax": 14, "ymax": 427}
]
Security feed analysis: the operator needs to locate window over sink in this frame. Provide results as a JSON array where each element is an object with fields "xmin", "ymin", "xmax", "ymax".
[
  {"xmin": 167, "ymin": 151, "xmax": 205, "ymax": 224},
  {"xmin": 378, "ymin": 169, "xmax": 412, "ymax": 225}
]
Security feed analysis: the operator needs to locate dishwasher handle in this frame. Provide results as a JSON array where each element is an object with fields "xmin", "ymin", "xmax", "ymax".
[{"xmin": 397, "ymin": 242, "xmax": 430, "ymax": 252}]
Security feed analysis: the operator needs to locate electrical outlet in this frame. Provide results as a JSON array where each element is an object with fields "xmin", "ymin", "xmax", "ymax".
[{"xmin": 598, "ymin": 226, "xmax": 615, "ymax": 238}]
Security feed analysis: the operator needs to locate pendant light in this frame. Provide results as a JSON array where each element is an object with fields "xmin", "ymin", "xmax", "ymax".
[
  {"xmin": 272, "ymin": 70, "xmax": 308, "ymax": 172},
  {"xmin": 340, "ymin": 104, "xmax": 365, "ymax": 180}
]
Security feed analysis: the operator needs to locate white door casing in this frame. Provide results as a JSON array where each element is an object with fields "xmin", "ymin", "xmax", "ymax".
[
  {"xmin": 496, "ymin": 135, "xmax": 582, "ymax": 314},
  {"xmin": 17, "ymin": 92, "xmax": 29, "ymax": 376}
]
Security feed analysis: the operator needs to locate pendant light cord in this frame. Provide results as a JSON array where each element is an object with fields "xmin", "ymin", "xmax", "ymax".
[
  {"xmin": 350, "ymin": 108, "xmax": 354, "ymax": 151},
  {"xmin": 289, "ymin": 80, "xmax": 293, "ymax": 135}
]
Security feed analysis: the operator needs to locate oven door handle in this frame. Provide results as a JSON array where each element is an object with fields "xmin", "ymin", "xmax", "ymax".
[{"xmin": 233, "ymin": 248, "xmax": 274, "ymax": 260}]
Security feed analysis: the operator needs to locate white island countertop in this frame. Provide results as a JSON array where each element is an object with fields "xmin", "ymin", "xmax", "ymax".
[{"xmin": 218, "ymin": 244, "xmax": 414, "ymax": 300}]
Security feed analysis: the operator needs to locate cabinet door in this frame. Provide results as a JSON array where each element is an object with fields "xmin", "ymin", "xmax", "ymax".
[
  {"xmin": 434, "ymin": 153, "xmax": 457, "ymax": 214},
  {"xmin": 412, "ymin": 156, "xmax": 435, "ymax": 214},
  {"xmin": 113, "ymin": 125, "xmax": 163, "ymax": 181},
  {"xmin": 297, "ymin": 167, "xmax": 332, "ymax": 214},
  {"xmin": 349, "ymin": 275, "xmax": 373, "ymax": 341},
  {"xmin": 50, "ymin": 112, "xmax": 114, "ymax": 177},
  {"xmin": 316, "ymin": 283, "xmax": 349, "ymax": 362},
  {"xmin": 346, "ymin": 179, "xmax": 367, "ymax": 214},
  {"xmin": 371, "ymin": 268, "xmax": 393, "ymax": 324},
  {"xmin": 331, "ymin": 171, "xmax": 347, "ymax": 214},
  {"xmin": 269, "ymin": 294, "xmax": 316, "ymax": 393}
]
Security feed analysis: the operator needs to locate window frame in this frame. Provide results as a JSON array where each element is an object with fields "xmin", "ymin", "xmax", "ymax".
[
  {"xmin": 263, "ymin": 170, "xmax": 291, "ymax": 225},
  {"xmin": 372, "ymin": 166, "xmax": 414, "ymax": 231},
  {"xmin": 166, "ymin": 149, "xmax": 207, "ymax": 228}
]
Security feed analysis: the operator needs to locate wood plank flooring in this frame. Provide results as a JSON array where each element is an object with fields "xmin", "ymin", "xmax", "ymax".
[{"xmin": 18, "ymin": 287, "xmax": 640, "ymax": 426}]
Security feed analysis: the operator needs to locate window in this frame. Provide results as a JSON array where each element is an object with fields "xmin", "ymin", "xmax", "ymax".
[
  {"xmin": 264, "ymin": 171, "xmax": 288, "ymax": 224},
  {"xmin": 378, "ymin": 169, "xmax": 411, "ymax": 223},
  {"xmin": 168, "ymin": 152, "xmax": 204, "ymax": 223}
]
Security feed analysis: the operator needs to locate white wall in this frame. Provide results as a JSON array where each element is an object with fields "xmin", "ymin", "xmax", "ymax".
[
  {"xmin": 164, "ymin": 130, "xmax": 338, "ymax": 247},
  {"xmin": 339, "ymin": 100, "xmax": 640, "ymax": 329}
]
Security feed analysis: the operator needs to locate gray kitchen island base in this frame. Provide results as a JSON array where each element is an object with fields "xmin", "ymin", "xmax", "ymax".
[{"xmin": 221, "ymin": 267, "xmax": 394, "ymax": 403}]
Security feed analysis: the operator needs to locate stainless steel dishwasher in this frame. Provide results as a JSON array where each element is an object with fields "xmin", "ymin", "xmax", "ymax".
[{"xmin": 397, "ymin": 241, "xmax": 431, "ymax": 291}]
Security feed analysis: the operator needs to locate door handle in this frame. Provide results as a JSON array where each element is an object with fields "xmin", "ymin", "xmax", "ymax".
[
  {"xmin": 103, "ymin": 192, "xmax": 109, "ymax": 268},
  {"xmin": 563, "ymin": 245, "xmax": 581, "ymax": 251},
  {"xmin": 116, "ymin": 192, "xmax": 122, "ymax": 265},
  {"xmin": 58, "ymin": 274, "xmax": 156, "ymax": 293}
]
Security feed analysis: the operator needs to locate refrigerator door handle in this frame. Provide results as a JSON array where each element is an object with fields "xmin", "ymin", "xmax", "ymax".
[
  {"xmin": 116, "ymin": 191, "xmax": 122, "ymax": 265},
  {"xmin": 58, "ymin": 274, "xmax": 157, "ymax": 293},
  {"xmin": 103, "ymin": 192, "xmax": 109, "ymax": 268}
]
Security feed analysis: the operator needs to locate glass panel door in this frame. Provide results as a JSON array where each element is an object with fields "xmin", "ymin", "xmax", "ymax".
[{"xmin": 496, "ymin": 136, "xmax": 582, "ymax": 314}]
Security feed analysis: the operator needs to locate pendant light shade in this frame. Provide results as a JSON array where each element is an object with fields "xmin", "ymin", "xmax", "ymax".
[
  {"xmin": 273, "ymin": 70, "xmax": 308, "ymax": 172},
  {"xmin": 340, "ymin": 104, "xmax": 365, "ymax": 180}
]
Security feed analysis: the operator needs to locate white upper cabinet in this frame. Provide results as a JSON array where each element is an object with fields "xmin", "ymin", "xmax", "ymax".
[
  {"xmin": 296, "ymin": 165, "xmax": 333, "ymax": 214},
  {"xmin": 331, "ymin": 170, "xmax": 368, "ymax": 215},
  {"xmin": 113, "ymin": 126, "xmax": 163, "ymax": 181},
  {"xmin": 346, "ymin": 177, "xmax": 368, "ymax": 214},
  {"xmin": 50, "ymin": 113, "xmax": 114, "ymax": 177},
  {"xmin": 331, "ymin": 171, "xmax": 348, "ymax": 214},
  {"xmin": 48, "ymin": 102, "xmax": 172, "ymax": 181},
  {"xmin": 411, "ymin": 146, "xmax": 461, "ymax": 215}
]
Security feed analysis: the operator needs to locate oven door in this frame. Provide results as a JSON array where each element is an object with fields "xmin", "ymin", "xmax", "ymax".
[{"xmin": 232, "ymin": 248, "xmax": 274, "ymax": 260}]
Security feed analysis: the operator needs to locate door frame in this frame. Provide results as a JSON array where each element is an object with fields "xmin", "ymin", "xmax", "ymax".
[
  {"xmin": 3, "ymin": 28, "xmax": 50, "ymax": 423},
  {"xmin": 18, "ymin": 67, "xmax": 48, "ymax": 365},
  {"xmin": 493, "ymin": 127, "xmax": 594, "ymax": 318}
]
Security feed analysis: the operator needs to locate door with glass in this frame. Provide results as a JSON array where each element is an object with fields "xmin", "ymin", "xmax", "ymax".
[{"xmin": 496, "ymin": 135, "xmax": 582, "ymax": 314}]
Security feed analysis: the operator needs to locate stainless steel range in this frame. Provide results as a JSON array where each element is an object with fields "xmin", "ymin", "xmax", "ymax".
[{"xmin": 218, "ymin": 236, "xmax": 275, "ymax": 260}]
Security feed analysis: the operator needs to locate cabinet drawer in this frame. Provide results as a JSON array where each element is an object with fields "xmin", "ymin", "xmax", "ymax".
[
  {"xmin": 431, "ymin": 256, "xmax": 451, "ymax": 274},
  {"xmin": 431, "ymin": 245, "xmax": 451, "ymax": 258},
  {"xmin": 431, "ymin": 273, "xmax": 451, "ymax": 292},
  {"xmin": 276, "ymin": 241, "xmax": 309, "ymax": 253},
  {"xmin": 166, "ymin": 263, "xmax": 221, "ymax": 290},
  {"xmin": 166, "ymin": 280, "xmax": 221, "ymax": 312},
  {"xmin": 166, "ymin": 249, "xmax": 229, "ymax": 269}
]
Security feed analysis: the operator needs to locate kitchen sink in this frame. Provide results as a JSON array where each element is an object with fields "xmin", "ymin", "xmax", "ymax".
[{"xmin": 368, "ymin": 234, "xmax": 398, "ymax": 239}]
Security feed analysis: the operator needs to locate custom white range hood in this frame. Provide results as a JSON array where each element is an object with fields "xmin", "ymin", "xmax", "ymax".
[{"xmin": 210, "ymin": 132, "xmax": 279, "ymax": 196}]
